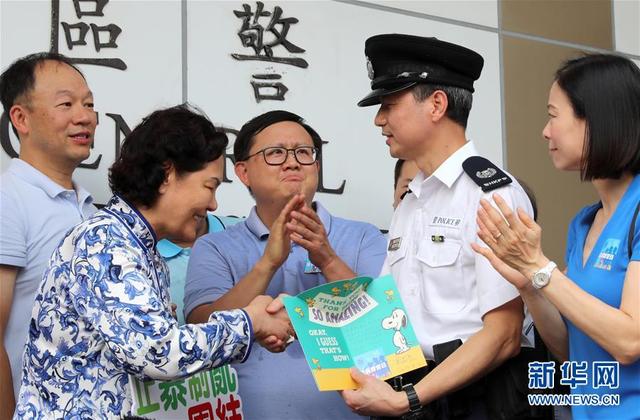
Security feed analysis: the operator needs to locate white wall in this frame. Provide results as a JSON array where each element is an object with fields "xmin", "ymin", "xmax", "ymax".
[
  {"xmin": 614, "ymin": 0, "xmax": 640, "ymax": 56},
  {"xmin": 1, "ymin": 0, "xmax": 503, "ymax": 228}
]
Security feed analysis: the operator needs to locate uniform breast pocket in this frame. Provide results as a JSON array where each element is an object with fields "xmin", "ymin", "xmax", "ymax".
[{"xmin": 416, "ymin": 236, "xmax": 469, "ymax": 314}]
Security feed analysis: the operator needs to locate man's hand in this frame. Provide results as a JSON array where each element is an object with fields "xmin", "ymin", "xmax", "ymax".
[
  {"xmin": 260, "ymin": 194, "xmax": 304, "ymax": 270},
  {"xmin": 260, "ymin": 295, "xmax": 297, "ymax": 351},
  {"xmin": 286, "ymin": 202, "xmax": 356, "ymax": 281},
  {"xmin": 243, "ymin": 295, "xmax": 293, "ymax": 353},
  {"xmin": 340, "ymin": 368, "xmax": 408, "ymax": 416},
  {"xmin": 287, "ymin": 202, "xmax": 337, "ymax": 270}
]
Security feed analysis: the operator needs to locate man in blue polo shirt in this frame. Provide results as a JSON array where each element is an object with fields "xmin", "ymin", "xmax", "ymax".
[
  {"xmin": 185, "ymin": 110, "xmax": 387, "ymax": 419},
  {"xmin": 0, "ymin": 53, "xmax": 97, "ymax": 417},
  {"xmin": 158, "ymin": 214, "xmax": 242, "ymax": 325}
]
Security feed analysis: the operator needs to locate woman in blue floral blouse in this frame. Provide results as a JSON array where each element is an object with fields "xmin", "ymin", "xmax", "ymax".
[{"xmin": 15, "ymin": 104, "xmax": 292, "ymax": 419}]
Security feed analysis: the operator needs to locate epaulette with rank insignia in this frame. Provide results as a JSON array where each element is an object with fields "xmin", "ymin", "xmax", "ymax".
[{"xmin": 462, "ymin": 156, "xmax": 512, "ymax": 192}]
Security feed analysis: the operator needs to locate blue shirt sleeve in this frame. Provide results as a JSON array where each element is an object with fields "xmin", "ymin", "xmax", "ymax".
[
  {"xmin": 353, "ymin": 223, "xmax": 387, "ymax": 278},
  {"xmin": 184, "ymin": 233, "xmax": 235, "ymax": 319},
  {"xmin": 0, "ymin": 187, "xmax": 27, "ymax": 267}
]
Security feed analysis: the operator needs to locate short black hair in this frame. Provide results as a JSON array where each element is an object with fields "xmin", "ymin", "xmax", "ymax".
[
  {"xmin": 394, "ymin": 159, "xmax": 406, "ymax": 189},
  {"xmin": 555, "ymin": 54, "xmax": 640, "ymax": 180},
  {"xmin": 412, "ymin": 83, "xmax": 473, "ymax": 129},
  {"xmin": 0, "ymin": 52, "xmax": 84, "ymax": 137},
  {"xmin": 109, "ymin": 104, "xmax": 228, "ymax": 207},
  {"xmin": 233, "ymin": 110, "xmax": 323, "ymax": 162}
]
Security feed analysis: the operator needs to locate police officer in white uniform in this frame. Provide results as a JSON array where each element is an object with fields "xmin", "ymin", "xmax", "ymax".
[{"xmin": 341, "ymin": 35, "xmax": 537, "ymax": 420}]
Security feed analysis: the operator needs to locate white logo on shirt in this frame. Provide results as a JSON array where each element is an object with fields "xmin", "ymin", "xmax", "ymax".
[
  {"xmin": 476, "ymin": 168, "xmax": 497, "ymax": 179},
  {"xmin": 430, "ymin": 216, "xmax": 462, "ymax": 228}
]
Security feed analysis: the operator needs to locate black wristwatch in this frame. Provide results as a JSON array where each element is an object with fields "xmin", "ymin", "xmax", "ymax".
[{"xmin": 402, "ymin": 383, "xmax": 421, "ymax": 413}]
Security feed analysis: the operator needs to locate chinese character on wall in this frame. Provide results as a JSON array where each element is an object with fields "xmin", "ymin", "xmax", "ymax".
[
  {"xmin": 231, "ymin": 1, "xmax": 308, "ymax": 102},
  {"xmin": 50, "ymin": 0, "xmax": 126, "ymax": 70}
]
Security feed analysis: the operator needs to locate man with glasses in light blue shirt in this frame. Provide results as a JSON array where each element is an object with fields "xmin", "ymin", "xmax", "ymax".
[
  {"xmin": 0, "ymin": 53, "xmax": 97, "ymax": 417},
  {"xmin": 185, "ymin": 110, "xmax": 387, "ymax": 419}
]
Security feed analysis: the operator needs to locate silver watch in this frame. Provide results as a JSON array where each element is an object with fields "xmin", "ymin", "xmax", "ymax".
[{"xmin": 531, "ymin": 261, "xmax": 557, "ymax": 289}]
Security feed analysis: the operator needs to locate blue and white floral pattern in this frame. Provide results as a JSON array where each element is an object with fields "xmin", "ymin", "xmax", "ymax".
[{"xmin": 15, "ymin": 196, "xmax": 252, "ymax": 419}]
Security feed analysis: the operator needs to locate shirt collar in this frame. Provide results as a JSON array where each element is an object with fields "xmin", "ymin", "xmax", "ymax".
[
  {"xmin": 206, "ymin": 214, "xmax": 226, "ymax": 232},
  {"xmin": 105, "ymin": 195, "xmax": 157, "ymax": 251},
  {"xmin": 245, "ymin": 207, "xmax": 270, "ymax": 240},
  {"xmin": 408, "ymin": 141, "xmax": 478, "ymax": 197},
  {"xmin": 8, "ymin": 158, "xmax": 93, "ymax": 205},
  {"xmin": 157, "ymin": 213, "xmax": 223, "ymax": 258},
  {"xmin": 245, "ymin": 201, "xmax": 332, "ymax": 241},
  {"xmin": 75, "ymin": 184, "xmax": 94, "ymax": 206},
  {"xmin": 156, "ymin": 238, "xmax": 182, "ymax": 258}
]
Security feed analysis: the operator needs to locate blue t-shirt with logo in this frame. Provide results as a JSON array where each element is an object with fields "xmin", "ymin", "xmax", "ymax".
[{"xmin": 565, "ymin": 174, "xmax": 640, "ymax": 419}]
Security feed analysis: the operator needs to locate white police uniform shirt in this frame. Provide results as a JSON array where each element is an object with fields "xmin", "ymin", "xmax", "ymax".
[{"xmin": 382, "ymin": 142, "xmax": 534, "ymax": 359}]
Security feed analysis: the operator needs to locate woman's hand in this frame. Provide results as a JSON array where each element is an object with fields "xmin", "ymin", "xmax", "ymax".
[
  {"xmin": 473, "ymin": 193, "xmax": 549, "ymax": 281},
  {"xmin": 244, "ymin": 295, "xmax": 294, "ymax": 353},
  {"xmin": 471, "ymin": 242, "xmax": 532, "ymax": 290}
]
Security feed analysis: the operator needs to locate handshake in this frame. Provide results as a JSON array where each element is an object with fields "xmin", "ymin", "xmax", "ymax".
[{"xmin": 243, "ymin": 295, "xmax": 294, "ymax": 353}]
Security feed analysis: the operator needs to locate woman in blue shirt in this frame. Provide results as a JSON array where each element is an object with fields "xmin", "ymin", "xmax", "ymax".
[
  {"xmin": 473, "ymin": 54, "xmax": 640, "ymax": 419},
  {"xmin": 15, "ymin": 104, "xmax": 291, "ymax": 419}
]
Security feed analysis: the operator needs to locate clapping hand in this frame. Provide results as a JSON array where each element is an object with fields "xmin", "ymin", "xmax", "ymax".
[
  {"xmin": 261, "ymin": 194, "xmax": 305, "ymax": 271},
  {"xmin": 471, "ymin": 194, "xmax": 549, "ymax": 288},
  {"xmin": 287, "ymin": 201, "xmax": 336, "ymax": 270}
]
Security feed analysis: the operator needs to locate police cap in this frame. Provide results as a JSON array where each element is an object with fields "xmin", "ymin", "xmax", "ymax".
[{"xmin": 358, "ymin": 34, "xmax": 484, "ymax": 107}]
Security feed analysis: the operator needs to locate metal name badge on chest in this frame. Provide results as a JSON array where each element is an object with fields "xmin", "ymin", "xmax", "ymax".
[{"xmin": 388, "ymin": 237, "xmax": 402, "ymax": 251}]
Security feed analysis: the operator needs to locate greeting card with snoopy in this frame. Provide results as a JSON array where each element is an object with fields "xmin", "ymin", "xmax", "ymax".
[{"xmin": 283, "ymin": 274, "xmax": 426, "ymax": 391}]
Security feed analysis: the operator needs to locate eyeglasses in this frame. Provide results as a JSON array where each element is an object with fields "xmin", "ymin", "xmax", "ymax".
[{"xmin": 244, "ymin": 146, "xmax": 318, "ymax": 166}]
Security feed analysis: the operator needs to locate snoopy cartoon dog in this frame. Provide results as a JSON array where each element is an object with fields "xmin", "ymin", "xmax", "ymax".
[{"xmin": 382, "ymin": 308, "xmax": 410, "ymax": 353}]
